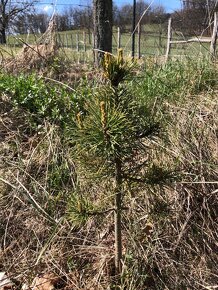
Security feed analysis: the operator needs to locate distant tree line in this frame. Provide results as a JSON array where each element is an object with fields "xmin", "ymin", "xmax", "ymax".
[
  {"xmin": 7, "ymin": 0, "xmax": 168, "ymax": 36},
  {"xmin": 172, "ymin": 0, "xmax": 218, "ymax": 35},
  {"xmin": 0, "ymin": 0, "xmax": 35, "ymax": 44},
  {"xmin": 1, "ymin": 0, "xmax": 217, "ymax": 44}
]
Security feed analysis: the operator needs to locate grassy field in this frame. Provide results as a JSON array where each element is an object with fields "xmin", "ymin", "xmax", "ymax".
[
  {"xmin": 0, "ymin": 52, "xmax": 217, "ymax": 289},
  {"xmin": 1, "ymin": 24, "xmax": 212, "ymax": 63}
]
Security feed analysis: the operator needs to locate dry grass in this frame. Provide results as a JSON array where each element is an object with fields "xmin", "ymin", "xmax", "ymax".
[
  {"xmin": 120, "ymin": 90, "xmax": 218, "ymax": 289},
  {"xmin": 0, "ymin": 66, "xmax": 217, "ymax": 289},
  {"xmin": 4, "ymin": 43, "xmax": 58, "ymax": 72}
]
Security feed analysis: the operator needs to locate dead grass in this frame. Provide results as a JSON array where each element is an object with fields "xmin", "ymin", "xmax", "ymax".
[
  {"xmin": 0, "ymin": 68, "xmax": 217, "ymax": 289},
  {"xmin": 4, "ymin": 43, "xmax": 58, "ymax": 73}
]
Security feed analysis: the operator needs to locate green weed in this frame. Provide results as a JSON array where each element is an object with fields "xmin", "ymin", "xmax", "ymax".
[{"xmin": 0, "ymin": 73, "xmax": 80, "ymax": 126}]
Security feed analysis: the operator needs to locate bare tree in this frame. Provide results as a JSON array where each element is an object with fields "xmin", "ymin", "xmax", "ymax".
[
  {"xmin": 0, "ymin": 0, "xmax": 35, "ymax": 44},
  {"xmin": 56, "ymin": 11, "xmax": 71, "ymax": 32},
  {"xmin": 13, "ymin": 12, "xmax": 49, "ymax": 34},
  {"xmin": 175, "ymin": 0, "xmax": 217, "ymax": 35},
  {"xmin": 113, "ymin": 1, "xmax": 166, "ymax": 32},
  {"xmin": 93, "ymin": 0, "xmax": 113, "ymax": 65}
]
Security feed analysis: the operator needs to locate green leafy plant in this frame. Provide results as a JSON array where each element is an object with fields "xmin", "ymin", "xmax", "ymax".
[{"xmin": 0, "ymin": 73, "xmax": 81, "ymax": 126}]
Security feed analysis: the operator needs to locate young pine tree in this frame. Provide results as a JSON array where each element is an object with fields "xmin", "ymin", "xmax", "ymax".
[{"xmin": 68, "ymin": 50, "xmax": 163, "ymax": 281}]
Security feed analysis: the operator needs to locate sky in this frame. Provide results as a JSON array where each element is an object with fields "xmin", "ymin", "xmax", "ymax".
[
  {"xmin": 115, "ymin": 0, "xmax": 181, "ymax": 12},
  {"xmin": 38, "ymin": 0, "xmax": 182, "ymax": 14}
]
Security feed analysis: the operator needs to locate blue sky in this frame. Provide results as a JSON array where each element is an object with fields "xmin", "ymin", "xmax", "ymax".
[
  {"xmin": 115, "ymin": 0, "xmax": 181, "ymax": 12},
  {"xmin": 39, "ymin": 0, "xmax": 181, "ymax": 14}
]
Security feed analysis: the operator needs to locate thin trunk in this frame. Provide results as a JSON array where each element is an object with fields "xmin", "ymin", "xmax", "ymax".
[
  {"xmin": 114, "ymin": 155, "xmax": 122, "ymax": 276},
  {"xmin": 114, "ymin": 87, "xmax": 123, "ymax": 278},
  {"xmin": 0, "ymin": 28, "xmax": 6, "ymax": 44}
]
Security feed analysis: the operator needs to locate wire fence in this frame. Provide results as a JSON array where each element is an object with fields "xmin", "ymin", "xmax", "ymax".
[{"xmin": 3, "ymin": 15, "xmax": 217, "ymax": 63}]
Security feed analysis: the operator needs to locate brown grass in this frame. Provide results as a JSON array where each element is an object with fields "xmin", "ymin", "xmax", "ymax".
[{"xmin": 0, "ymin": 75, "xmax": 217, "ymax": 289}]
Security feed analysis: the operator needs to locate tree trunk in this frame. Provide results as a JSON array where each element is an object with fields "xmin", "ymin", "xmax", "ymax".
[
  {"xmin": 113, "ymin": 88, "xmax": 123, "ymax": 280},
  {"xmin": 93, "ymin": 0, "xmax": 113, "ymax": 65},
  {"xmin": 0, "ymin": 27, "xmax": 6, "ymax": 44}
]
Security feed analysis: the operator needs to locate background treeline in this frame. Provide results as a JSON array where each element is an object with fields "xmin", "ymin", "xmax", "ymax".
[
  {"xmin": 12, "ymin": 1, "xmax": 168, "ymax": 35},
  {"xmin": 9, "ymin": 0, "xmax": 218, "ymax": 36},
  {"xmin": 173, "ymin": 0, "xmax": 218, "ymax": 35}
]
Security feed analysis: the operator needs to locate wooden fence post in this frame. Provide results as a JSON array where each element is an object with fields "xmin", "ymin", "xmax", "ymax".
[
  {"xmin": 159, "ymin": 22, "xmax": 162, "ymax": 48},
  {"xmin": 58, "ymin": 34, "xmax": 62, "ymax": 47},
  {"xmin": 76, "ymin": 33, "xmax": 79, "ymax": 52},
  {"xmin": 138, "ymin": 24, "xmax": 141, "ymax": 59},
  {"xmin": 83, "ymin": 31, "xmax": 86, "ymax": 52},
  {"xmin": 65, "ymin": 34, "xmax": 69, "ymax": 48},
  {"xmin": 13, "ymin": 36, "xmax": 16, "ymax": 49},
  {"xmin": 117, "ymin": 27, "xmax": 121, "ymax": 49},
  {"xmin": 210, "ymin": 11, "xmax": 218, "ymax": 61},
  {"xmin": 165, "ymin": 17, "xmax": 172, "ymax": 62},
  {"xmin": 92, "ymin": 32, "xmax": 94, "ymax": 48},
  {"xmin": 88, "ymin": 29, "xmax": 92, "ymax": 45},
  {"xmin": 70, "ymin": 34, "xmax": 73, "ymax": 49}
]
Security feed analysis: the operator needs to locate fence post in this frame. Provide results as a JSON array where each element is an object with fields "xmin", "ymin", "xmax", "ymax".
[
  {"xmin": 58, "ymin": 34, "xmax": 62, "ymax": 48},
  {"xmin": 138, "ymin": 24, "xmax": 141, "ymax": 59},
  {"xmin": 165, "ymin": 17, "xmax": 172, "ymax": 62},
  {"xmin": 210, "ymin": 11, "xmax": 218, "ymax": 61},
  {"xmin": 117, "ymin": 27, "xmax": 121, "ymax": 49},
  {"xmin": 70, "ymin": 34, "xmax": 73, "ymax": 49},
  {"xmin": 158, "ymin": 22, "xmax": 162, "ymax": 48},
  {"xmin": 92, "ymin": 32, "xmax": 94, "ymax": 48},
  {"xmin": 131, "ymin": 0, "xmax": 136, "ymax": 58},
  {"xmin": 76, "ymin": 33, "xmax": 79, "ymax": 52},
  {"xmin": 65, "ymin": 33, "xmax": 69, "ymax": 48},
  {"xmin": 88, "ymin": 29, "xmax": 92, "ymax": 44},
  {"xmin": 83, "ymin": 31, "xmax": 86, "ymax": 52},
  {"xmin": 13, "ymin": 36, "xmax": 16, "ymax": 50}
]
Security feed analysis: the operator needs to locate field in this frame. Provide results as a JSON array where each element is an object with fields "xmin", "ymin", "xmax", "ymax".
[
  {"xmin": 0, "ymin": 35, "xmax": 217, "ymax": 290},
  {"xmin": 0, "ymin": 24, "xmax": 212, "ymax": 63}
]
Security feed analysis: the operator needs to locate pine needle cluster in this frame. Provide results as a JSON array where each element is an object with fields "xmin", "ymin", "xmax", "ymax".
[{"xmin": 67, "ymin": 49, "xmax": 170, "ymax": 280}]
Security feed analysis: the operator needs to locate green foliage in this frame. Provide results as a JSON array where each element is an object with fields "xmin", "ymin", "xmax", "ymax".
[
  {"xmin": 1, "ymin": 55, "xmax": 217, "ymax": 289},
  {"xmin": 68, "ymin": 51, "xmax": 163, "ymax": 183},
  {"xmin": 67, "ymin": 191, "xmax": 96, "ymax": 225},
  {"xmin": 133, "ymin": 58, "xmax": 218, "ymax": 103},
  {"xmin": 47, "ymin": 160, "xmax": 71, "ymax": 194},
  {"xmin": 0, "ymin": 58, "xmax": 216, "ymax": 130},
  {"xmin": 71, "ymin": 94, "xmax": 134, "ymax": 159},
  {"xmin": 0, "ymin": 73, "xmax": 78, "ymax": 126},
  {"xmin": 65, "ymin": 52, "xmax": 189, "ymax": 282},
  {"xmin": 102, "ymin": 49, "xmax": 135, "ymax": 86}
]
